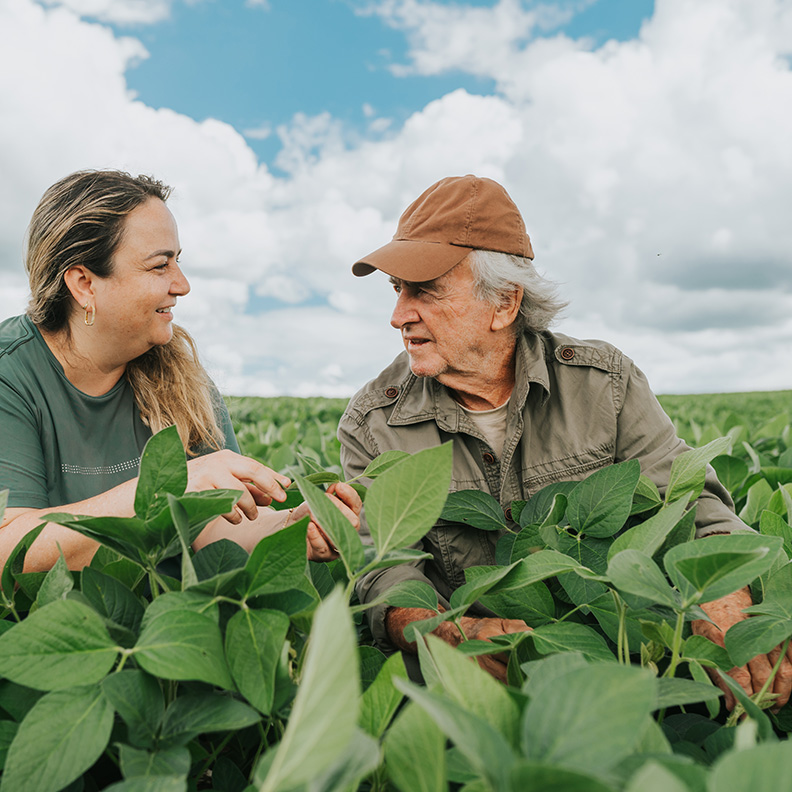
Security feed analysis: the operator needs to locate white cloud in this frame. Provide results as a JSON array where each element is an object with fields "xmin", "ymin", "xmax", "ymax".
[
  {"xmin": 37, "ymin": 0, "xmax": 173, "ymax": 24},
  {"xmin": 2, "ymin": 0, "xmax": 792, "ymax": 398}
]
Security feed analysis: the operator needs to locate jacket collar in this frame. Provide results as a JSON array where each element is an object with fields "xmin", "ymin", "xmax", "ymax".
[{"xmin": 387, "ymin": 330, "xmax": 552, "ymax": 428}]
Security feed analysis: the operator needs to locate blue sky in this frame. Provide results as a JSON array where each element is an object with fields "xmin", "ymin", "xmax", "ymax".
[
  {"xmin": 123, "ymin": 0, "xmax": 655, "ymax": 169},
  {"xmin": 1, "ymin": 0, "xmax": 791, "ymax": 396}
]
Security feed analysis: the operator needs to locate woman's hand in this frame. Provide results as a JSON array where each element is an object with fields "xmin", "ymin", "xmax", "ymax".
[
  {"xmin": 186, "ymin": 450, "xmax": 291, "ymax": 524},
  {"xmin": 285, "ymin": 481, "xmax": 362, "ymax": 562}
]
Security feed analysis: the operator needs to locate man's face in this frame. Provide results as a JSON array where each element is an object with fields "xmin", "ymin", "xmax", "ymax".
[{"xmin": 389, "ymin": 259, "xmax": 498, "ymax": 386}]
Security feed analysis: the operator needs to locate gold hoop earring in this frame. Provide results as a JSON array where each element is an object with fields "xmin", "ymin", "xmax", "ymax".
[{"xmin": 84, "ymin": 303, "xmax": 95, "ymax": 327}]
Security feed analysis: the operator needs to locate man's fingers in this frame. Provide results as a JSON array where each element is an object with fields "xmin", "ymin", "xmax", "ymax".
[
  {"xmin": 476, "ymin": 654, "xmax": 508, "ymax": 684},
  {"xmin": 703, "ymin": 665, "xmax": 736, "ymax": 711},
  {"xmin": 769, "ymin": 645, "xmax": 792, "ymax": 710},
  {"xmin": 306, "ymin": 523, "xmax": 339, "ymax": 562}
]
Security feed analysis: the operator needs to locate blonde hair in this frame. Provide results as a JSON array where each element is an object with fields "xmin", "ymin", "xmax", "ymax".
[{"xmin": 25, "ymin": 169, "xmax": 223, "ymax": 453}]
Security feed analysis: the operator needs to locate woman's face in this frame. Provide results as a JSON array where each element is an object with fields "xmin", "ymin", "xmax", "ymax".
[{"xmin": 91, "ymin": 197, "xmax": 190, "ymax": 363}]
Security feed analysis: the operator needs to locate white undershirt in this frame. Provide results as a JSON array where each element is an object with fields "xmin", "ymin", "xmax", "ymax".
[{"xmin": 458, "ymin": 399, "xmax": 510, "ymax": 459}]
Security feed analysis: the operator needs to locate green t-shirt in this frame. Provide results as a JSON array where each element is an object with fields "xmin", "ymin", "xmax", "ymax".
[{"xmin": 0, "ymin": 315, "xmax": 239, "ymax": 509}]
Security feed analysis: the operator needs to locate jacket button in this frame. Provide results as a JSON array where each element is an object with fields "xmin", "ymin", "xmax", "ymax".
[
  {"xmin": 482, "ymin": 451, "xmax": 496, "ymax": 464},
  {"xmin": 559, "ymin": 346, "xmax": 575, "ymax": 361},
  {"xmin": 385, "ymin": 386, "xmax": 399, "ymax": 398},
  {"xmin": 504, "ymin": 507, "xmax": 513, "ymax": 521}
]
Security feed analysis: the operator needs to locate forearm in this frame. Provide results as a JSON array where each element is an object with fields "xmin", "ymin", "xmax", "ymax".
[
  {"xmin": 385, "ymin": 606, "xmax": 461, "ymax": 652},
  {"xmin": 0, "ymin": 477, "xmax": 139, "ymax": 573},
  {"xmin": 192, "ymin": 507, "xmax": 289, "ymax": 553}
]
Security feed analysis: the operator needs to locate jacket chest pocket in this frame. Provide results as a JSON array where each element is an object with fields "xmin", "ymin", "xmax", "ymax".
[{"xmin": 522, "ymin": 442, "xmax": 615, "ymax": 497}]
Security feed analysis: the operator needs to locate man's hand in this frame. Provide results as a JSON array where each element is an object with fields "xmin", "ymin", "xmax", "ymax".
[
  {"xmin": 286, "ymin": 481, "xmax": 362, "ymax": 562},
  {"xmin": 386, "ymin": 607, "xmax": 532, "ymax": 683},
  {"xmin": 692, "ymin": 586, "xmax": 792, "ymax": 711}
]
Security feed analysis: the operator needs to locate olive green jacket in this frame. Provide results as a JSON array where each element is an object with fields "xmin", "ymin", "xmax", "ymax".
[{"xmin": 338, "ymin": 330, "xmax": 744, "ymax": 651}]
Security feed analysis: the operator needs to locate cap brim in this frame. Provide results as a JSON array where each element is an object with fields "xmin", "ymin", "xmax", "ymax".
[{"xmin": 352, "ymin": 239, "xmax": 472, "ymax": 281}]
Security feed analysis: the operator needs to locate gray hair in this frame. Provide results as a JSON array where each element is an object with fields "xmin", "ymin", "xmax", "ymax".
[{"xmin": 466, "ymin": 249, "xmax": 567, "ymax": 334}]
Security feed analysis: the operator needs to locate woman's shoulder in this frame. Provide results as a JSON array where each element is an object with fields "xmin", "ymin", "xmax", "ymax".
[{"xmin": 0, "ymin": 315, "xmax": 37, "ymax": 362}]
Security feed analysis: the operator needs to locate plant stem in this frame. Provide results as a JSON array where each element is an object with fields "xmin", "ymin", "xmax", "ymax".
[
  {"xmin": 197, "ymin": 732, "xmax": 235, "ymax": 780},
  {"xmin": 611, "ymin": 590, "xmax": 628, "ymax": 664},
  {"xmin": 663, "ymin": 608, "xmax": 687, "ymax": 680}
]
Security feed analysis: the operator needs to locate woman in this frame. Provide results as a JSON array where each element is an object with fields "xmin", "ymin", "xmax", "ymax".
[{"xmin": 0, "ymin": 169, "xmax": 360, "ymax": 572}]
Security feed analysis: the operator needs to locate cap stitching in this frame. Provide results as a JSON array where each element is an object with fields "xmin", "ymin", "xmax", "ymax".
[{"xmin": 463, "ymin": 178, "xmax": 478, "ymax": 247}]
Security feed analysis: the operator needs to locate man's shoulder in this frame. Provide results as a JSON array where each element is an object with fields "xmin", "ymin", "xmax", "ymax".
[
  {"xmin": 342, "ymin": 352, "xmax": 415, "ymax": 422},
  {"xmin": 539, "ymin": 330, "xmax": 626, "ymax": 376}
]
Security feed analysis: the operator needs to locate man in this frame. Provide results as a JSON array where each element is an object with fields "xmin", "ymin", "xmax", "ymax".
[{"xmin": 338, "ymin": 174, "xmax": 791, "ymax": 706}]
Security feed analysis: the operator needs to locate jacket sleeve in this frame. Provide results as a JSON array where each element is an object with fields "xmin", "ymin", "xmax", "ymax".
[
  {"xmin": 338, "ymin": 407, "xmax": 445, "ymax": 652},
  {"xmin": 614, "ymin": 358, "xmax": 747, "ymax": 537}
]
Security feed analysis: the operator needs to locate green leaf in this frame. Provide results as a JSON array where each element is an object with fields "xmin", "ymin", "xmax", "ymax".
[
  {"xmin": 134, "ymin": 426, "xmax": 188, "ymax": 518},
  {"xmin": 308, "ymin": 728, "xmax": 381, "ymax": 792},
  {"xmin": 256, "ymin": 587, "xmax": 360, "ymax": 792},
  {"xmin": 665, "ymin": 436, "xmax": 732, "ymax": 503},
  {"xmin": 140, "ymin": 590, "xmax": 218, "ymax": 628},
  {"xmin": 360, "ymin": 547, "xmax": 433, "ymax": 574},
  {"xmin": 359, "ymin": 652, "xmax": 408, "ymax": 738},
  {"xmin": 510, "ymin": 762, "xmax": 615, "ymax": 792},
  {"xmin": 101, "ymin": 670, "xmax": 164, "ymax": 750},
  {"xmin": 712, "ymin": 455, "xmax": 749, "ymax": 494},
  {"xmin": 759, "ymin": 510, "xmax": 792, "ymax": 557},
  {"xmin": 521, "ymin": 664, "xmax": 657, "ymax": 773},
  {"xmin": 0, "ymin": 599, "xmax": 118, "ymax": 690},
  {"xmin": 0, "ymin": 721, "xmax": 17, "ymax": 771},
  {"xmin": 295, "ymin": 476, "xmax": 365, "ymax": 574},
  {"xmin": 681, "ymin": 635, "xmax": 733, "ymax": 670},
  {"xmin": 104, "ymin": 777, "xmax": 187, "ymax": 792},
  {"xmin": 159, "ymin": 692, "xmax": 260, "ymax": 746},
  {"xmin": 165, "ymin": 495, "xmax": 198, "ymax": 589},
  {"xmin": 0, "ymin": 685, "xmax": 113, "ymax": 792},
  {"xmin": 361, "ymin": 450, "xmax": 411, "ymax": 479},
  {"xmin": 607, "ymin": 550, "xmax": 681, "ymax": 609},
  {"xmin": 118, "ymin": 744, "xmax": 190, "ymax": 779},
  {"xmin": 35, "ymin": 553, "xmax": 74, "ymax": 608},
  {"xmin": 384, "ymin": 702, "xmax": 446, "ymax": 792},
  {"xmin": 441, "ymin": 490, "xmax": 507, "ymax": 532},
  {"xmin": 655, "ymin": 678, "xmax": 722, "ymax": 709},
  {"xmin": 724, "ymin": 615, "xmax": 792, "ymax": 667},
  {"xmin": 243, "ymin": 519, "xmax": 309, "ymax": 597},
  {"xmin": 81, "ymin": 566, "xmax": 145, "ymax": 636},
  {"xmin": 193, "ymin": 538, "xmax": 248, "ymax": 580},
  {"xmin": 739, "ymin": 478, "xmax": 774, "ymax": 526},
  {"xmin": 134, "ymin": 609, "xmax": 233, "ymax": 690},
  {"xmin": 715, "ymin": 671, "xmax": 775, "ymax": 741},
  {"xmin": 395, "ymin": 677, "xmax": 514, "ymax": 792},
  {"xmin": 520, "ymin": 482, "xmax": 578, "ymax": 527},
  {"xmin": 664, "ymin": 534, "xmax": 783, "ymax": 605},
  {"xmin": 708, "ymin": 740, "xmax": 792, "ymax": 791},
  {"xmin": 427, "ymin": 634, "xmax": 522, "ymax": 747},
  {"xmin": 479, "ymin": 580, "xmax": 555, "ymax": 626},
  {"xmin": 530, "ymin": 622, "xmax": 615, "ymax": 662},
  {"xmin": 608, "ymin": 493, "xmax": 692, "ymax": 561},
  {"xmin": 566, "ymin": 459, "xmax": 641, "ymax": 538},
  {"xmin": 1, "ymin": 524, "xmax": 45, "ymax": 607},
  {"xmin": 364, "ymin": 443, "xmax": 453, "ymax": 556},
  {"xmin": 373, "ymin": 580, "xmax": 439, "ymax": 611},
  {"xmin": 624, "ymin": 761, "xmax": 690, "ymax": 792},
  {"xmin": 631, "ymin": 475, "xmax": 663, "ymax": 515},
  {"xmin": 44, "ymin": 513, "xmax": 149, "ymax": 563},
  {"xmin": 225, "ymin": 608, "xmax": 290, "ymax": 715}
]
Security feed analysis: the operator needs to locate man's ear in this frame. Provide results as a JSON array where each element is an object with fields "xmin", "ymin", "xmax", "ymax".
[
  {"xmin": 491, "ymin": 287, "xmax": 523, "ymax": 332},
  {"xmin": 62, "ymin": 266, "xmax": 96, "ymax": 308}
]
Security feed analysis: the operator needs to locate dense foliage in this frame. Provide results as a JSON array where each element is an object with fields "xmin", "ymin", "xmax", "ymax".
[{"xmin": 0, "ymin": 392, "xmax": 789, "ymax": 791}]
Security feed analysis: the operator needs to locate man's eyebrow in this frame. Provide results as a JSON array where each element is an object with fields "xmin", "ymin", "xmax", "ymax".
[{"xmin": 389, "ymin": 275, "xmax": 441, "ymax": 291}]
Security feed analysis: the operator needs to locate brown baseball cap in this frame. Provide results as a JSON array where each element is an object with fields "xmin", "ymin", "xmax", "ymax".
[{"xmin": 352, "ymin": 174, "xmax": 534, "ymax": 280}]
